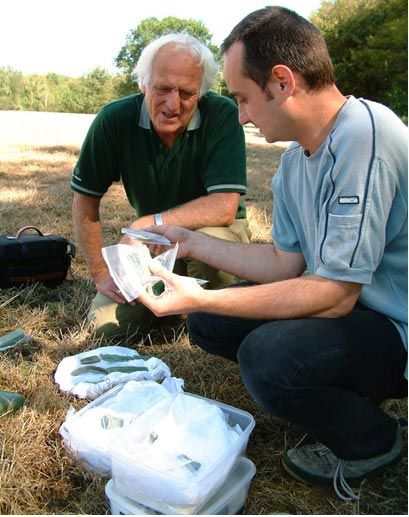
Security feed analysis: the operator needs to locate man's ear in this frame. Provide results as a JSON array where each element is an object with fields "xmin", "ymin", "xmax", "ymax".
[{"xmin": 269, "ymin": 65, "xmax": 296, "ymax": 97}]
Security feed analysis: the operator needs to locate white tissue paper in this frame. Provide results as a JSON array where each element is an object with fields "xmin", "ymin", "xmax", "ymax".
[{"xmin": 54, "ymin": 345, "xmax": 171, "ymax": 399}]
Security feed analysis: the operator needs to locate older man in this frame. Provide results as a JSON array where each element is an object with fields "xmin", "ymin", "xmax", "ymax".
[{"xmin": 71, "ymin": 33, "xmax": 250, "ymax": 338}]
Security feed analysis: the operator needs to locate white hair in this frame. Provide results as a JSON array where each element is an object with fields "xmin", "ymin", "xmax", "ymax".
[{"xmin": 135, "ymin": 33, "xmax": 218, "ymax": 97}]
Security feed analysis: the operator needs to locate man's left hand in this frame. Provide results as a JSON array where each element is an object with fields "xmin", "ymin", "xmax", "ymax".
[{"xmin": 138, "ymin": 262, "xmax": 205, "ymax": 317}]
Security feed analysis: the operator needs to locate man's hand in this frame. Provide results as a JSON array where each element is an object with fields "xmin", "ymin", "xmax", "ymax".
[
  {"xmin": 138, "ymin": 262, "xmax": 205, "ymax": 316},
  {"xmin": 92, "ymin": 268, "xmax": 128, "ymax": 304}
]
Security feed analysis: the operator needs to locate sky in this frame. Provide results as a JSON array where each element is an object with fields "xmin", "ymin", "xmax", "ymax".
[{"xmin": 1, "ymin": 0, "xmax": 323, "ymax": 77}]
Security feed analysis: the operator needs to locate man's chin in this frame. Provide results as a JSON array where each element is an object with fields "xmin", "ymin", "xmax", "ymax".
[
  {"xmin": 157, "ymin": 120, "xmax": 182, "ymax": 132},
  {"xmin": 263, "ymin": 132, "xmax": 284, "ymax": 145}
]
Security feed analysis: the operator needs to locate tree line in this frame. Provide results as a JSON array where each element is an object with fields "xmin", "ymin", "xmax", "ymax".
[
  {"xmin": 0, "ymin": 0, "xmax": 406, "ymax": 118},
  {"xmin": 0, "ymin": 67, "xmax": 123, "ymax": 114}
]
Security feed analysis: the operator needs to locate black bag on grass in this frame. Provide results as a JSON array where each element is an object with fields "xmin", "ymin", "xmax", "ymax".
[{"xmin": 0, "ymin": 226, "xmax": 76, "ymax": 287}]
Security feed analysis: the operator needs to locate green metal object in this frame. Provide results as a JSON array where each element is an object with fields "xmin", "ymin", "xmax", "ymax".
[
  {"xmin": 79, "ymin": 355, "xmax": 101, "ymax": 365},
  {"xmin": 0, "ymin": 391, "xmax": 25, "ymax": 415},
  {"xmin": 72, "ymin": 364, "xmax": 149, "ymax": 377},
  {"xmin": 178, "ymin": 454, "xmax": 201, "ymax": 472},
  {"xmin": 105, "ymin": 365, "xmax": 149, "ymax": 374},
  {"xmin": 0, "ymin": 329, "xmax": 30, "ymax": 351},
  {"xmin": 79, "ymin": 353, "xmax": 152, "ymax": 365},
  {"xmin": 99, "ymin": 353, "xmax": 141, "ymax": 362},
  {"xmin": 101, "ymin": 414, "xmax": 124, "ymax": 430},
  {"xmin": 71, "ymin": 365, "xmax": 108, "ymax": 376}
]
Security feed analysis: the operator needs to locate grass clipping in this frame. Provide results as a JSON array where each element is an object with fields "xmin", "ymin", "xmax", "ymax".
[{"xmin": 0, "ymin": 122, "xmax": 407, "ymax": 515}]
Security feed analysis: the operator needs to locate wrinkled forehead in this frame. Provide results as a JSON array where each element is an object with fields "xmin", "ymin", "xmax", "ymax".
[
  {"xmin": 154, "ymin": 43, "xmax": 201, "ymax": 70},
  {"xmin": 148, "ymin": 45, "xmax": 203, "ymax": 87}
]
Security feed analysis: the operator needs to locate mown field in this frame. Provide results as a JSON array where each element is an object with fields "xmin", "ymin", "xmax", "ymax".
[{"xmin": 0, "ymin": 111, "xmax": 407, "ymax": 515}]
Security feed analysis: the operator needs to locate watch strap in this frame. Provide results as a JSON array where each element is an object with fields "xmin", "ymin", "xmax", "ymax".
[{"xmin": 154, "ymin": 213, "xmax": 163, "ymax": 225}]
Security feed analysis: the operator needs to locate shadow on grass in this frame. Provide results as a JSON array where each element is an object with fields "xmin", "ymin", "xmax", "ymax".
[{"xmin": 31, "ymin": 145, "xmax": 80, "ymax": 156}]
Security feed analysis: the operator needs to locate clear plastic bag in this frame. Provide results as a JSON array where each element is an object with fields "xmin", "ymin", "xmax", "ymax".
[{"xmin": 102, "ymin": 242, "xmax": 178, "ymax": 302}]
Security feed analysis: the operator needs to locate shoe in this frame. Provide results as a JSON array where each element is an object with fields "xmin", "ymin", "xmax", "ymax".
[
  {"xmin": 282, "ymin": 426, "xmax": 403, "ymax": 501},
  {"xmin": 0, "ymin": 390, "xmax": 25, "ymax": 415}
]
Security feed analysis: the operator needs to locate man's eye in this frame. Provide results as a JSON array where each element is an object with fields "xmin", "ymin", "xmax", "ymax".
[{"xmin": 180, "ymin": 91, "xmax": 194, "ymax": 99}]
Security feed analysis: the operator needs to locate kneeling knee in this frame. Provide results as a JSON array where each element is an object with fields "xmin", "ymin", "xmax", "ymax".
[
  {"xmin": 237, "ymin": 338, "xmax": 300, "ymax": 413},
  {"xmin": 87, "ymin": 305, "xmax": 122, "ymax": 339}
]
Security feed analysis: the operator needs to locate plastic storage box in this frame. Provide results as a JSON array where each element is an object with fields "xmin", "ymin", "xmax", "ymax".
[
  {"xmin": 105, "ymin": 457, "xmax": 256, "ymax": 515},
  {"xmin": 59, "ymin": 380, "xmax": 179, "ymax": 476},
  {"xmin": 109, "ymin": 393, "xmax": 255, "ymax": 510}
]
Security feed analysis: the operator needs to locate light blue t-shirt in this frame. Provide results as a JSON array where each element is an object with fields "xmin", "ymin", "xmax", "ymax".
[{"xmin": 272, "ymin": 96, "xmax": 408, "ymax": 349}]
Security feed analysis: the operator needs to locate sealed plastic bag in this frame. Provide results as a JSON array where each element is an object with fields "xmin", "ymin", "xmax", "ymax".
[
  {"xmin": 102, "ymin": 242, "xmax": 178, "ymax": 302},
  {"xmin": 110, "ymin": 393, "xmax": 254, "ymax": 507},
  {"xmin": 128, "ymin": 394, "xmax": 242, "ymax": 473},
  {"xmin": 54, "ymin": 345, "xmax": 171, "ymax": 399},
  {"xmin": 60, "ymin": 378, "xmax": 184, "ymax": 476}
]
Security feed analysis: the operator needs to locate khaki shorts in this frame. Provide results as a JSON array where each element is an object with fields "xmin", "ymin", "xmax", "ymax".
[{"xmin": 87, "ymin": 219, "xmax": 251, "ymax": 339}]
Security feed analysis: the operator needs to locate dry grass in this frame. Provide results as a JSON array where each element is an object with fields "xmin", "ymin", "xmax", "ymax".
[{"xmin": 0, "ymin": 113, "xmax": 407, "ymax": 515}]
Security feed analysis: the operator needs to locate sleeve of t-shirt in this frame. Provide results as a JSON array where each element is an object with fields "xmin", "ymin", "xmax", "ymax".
[
  {"xmin": 201, "ymin": 100, "xmax": 247, "ymax": 195},
  {"xmin": 315, "ymin": 109, "xmax": 398, "ymax": 285},
  {"xmin": 70, "ymin": 108, "xmax": 120, "ymax": 197}
]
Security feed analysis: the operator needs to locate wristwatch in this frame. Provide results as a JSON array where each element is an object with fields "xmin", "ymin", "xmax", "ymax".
[{"xmin": 154, "ymin": 213, "xmax": 163, "ymax": 225}]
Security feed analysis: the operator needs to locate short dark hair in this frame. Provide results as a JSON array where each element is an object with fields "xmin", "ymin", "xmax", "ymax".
[{"xmin": 221, "ymin": 6, "xmax": 335, "ymax": 91}]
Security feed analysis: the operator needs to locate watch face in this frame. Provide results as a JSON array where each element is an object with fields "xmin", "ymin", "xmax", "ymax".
[{"xmin": 121, "ymin": 228, "xmax": 171, "ymax": 246}]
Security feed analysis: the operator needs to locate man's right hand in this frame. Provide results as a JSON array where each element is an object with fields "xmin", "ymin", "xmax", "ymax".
[{"xmin": 93, "ymin": 268, "xmax": 128, "ymax": 304}]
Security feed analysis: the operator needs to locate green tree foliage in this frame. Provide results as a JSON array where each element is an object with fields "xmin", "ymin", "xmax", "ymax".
[
  {"xmin": 20, "ymin": 74, "xmax": 50, "ymax": 111},
  {"xmin": 311, "ymin": 0, "xmax": 408, "ymax": 117},
  {"xmin": 0, "ymin": 67, "xmax": 119, "ymax": 114},
  {"xmin": 78, "ymin": 68, "xmax": 117, "ymax": 113},
  {"xmin": 115, "ymin": 16, "xmax": 219, "ymax": 96},
  {"xmin": 0, "ymin": 67, "xmax": 23, "ymax": 110}
]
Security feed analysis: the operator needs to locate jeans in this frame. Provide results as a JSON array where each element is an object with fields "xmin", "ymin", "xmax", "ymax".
[{"xmin": 187, "ymin": 303, "xmax": 407, "ymax": 460}]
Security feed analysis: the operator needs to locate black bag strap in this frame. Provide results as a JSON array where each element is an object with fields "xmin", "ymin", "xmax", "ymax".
[
  {"xmin": 14, "ymin": 226, "xmax": 76, "ymax": 258},
  {"xmin": 15, "ymin": 226, "xmax": 44, "ymax": 238}
]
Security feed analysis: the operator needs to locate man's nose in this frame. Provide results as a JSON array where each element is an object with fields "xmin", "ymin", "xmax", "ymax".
[
  {"xmin": 238, "ymin": 104, "xmax": 250, "ymax": 125},
  {"xmin": 165, "ymin": 90, "xmax": 180, "ymax": 112}
]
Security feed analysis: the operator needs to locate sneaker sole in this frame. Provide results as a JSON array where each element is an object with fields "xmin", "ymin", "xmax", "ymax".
[
  {"xmin": 281, "ymin": 454, "xmax": 334, "ymax": 487},
  {"xmin": 281, "ymin": 450, "xmax": 402, "ymax": 488}
]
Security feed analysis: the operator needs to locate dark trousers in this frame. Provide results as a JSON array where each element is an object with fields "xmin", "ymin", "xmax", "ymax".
[{"xmin": 187, "ymin": 303, "xmax": 407, "ymax": 460}]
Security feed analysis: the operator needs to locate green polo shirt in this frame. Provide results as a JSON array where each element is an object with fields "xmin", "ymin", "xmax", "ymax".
[{"xmin": 71, "ymin": 92, "xmax": 247, "ymax": 218}]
